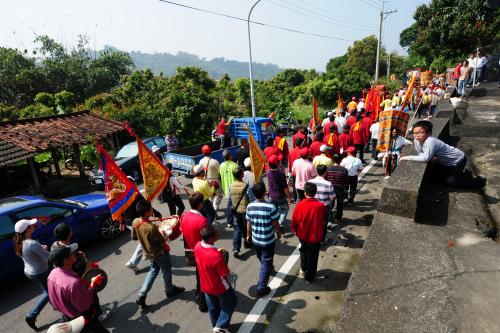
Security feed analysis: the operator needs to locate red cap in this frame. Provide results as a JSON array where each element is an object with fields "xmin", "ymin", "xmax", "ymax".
[
  {"xmin": 300, "ymin": 147, "xmax": 310, "ymax": 157},
  {"xmin": 346, "ymin": 146, "xmax": 356, "ymax": 154},
  {"xmin": 351, "ymin": 96, "xmax": 356, "ymax": 101},
  {"xmin": 201, "ymin": 145, "xmax": 211, "ymax": 155},
  {"xmin": 268, "ymin": 155, "xmax": 279, "ymax": 164}
]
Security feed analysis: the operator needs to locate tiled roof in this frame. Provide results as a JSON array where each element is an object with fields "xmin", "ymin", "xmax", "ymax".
[{"xmin": 0, "ymin": 110, "xmax": 123, "ymax": 166}]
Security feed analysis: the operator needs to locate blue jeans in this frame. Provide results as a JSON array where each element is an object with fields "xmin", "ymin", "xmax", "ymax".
[
  {"xmin": 232, "ymin": 212, "xmax": 248, "ymax": 252},
  {"xmin": 271, "ymin": 199, "xmax": 289, "ymax": 227},
  {"xmin": 225, "ymin": 202, "xmax": 234, "ymax": 226},
  {"xmin": 127, "ymin": 243, "xmax": 143, "ymax": 267},
  {"xmin": 253, "ymin": 243, "xmax": 275, "ymax": 292},
  {"xmin": 139, "ymin": 252, "xmax": 174, "ymax": 298},
  {"xmin": 458, "ymin": 79, "xmax": 467, "ymax": 96},
  {"xmin": 26, "ymin": 270, "xmax": 50, "ymax": 319},
  {"xmin": 205, "ymin": 288, "xmax": 237, "ymax": 329}
]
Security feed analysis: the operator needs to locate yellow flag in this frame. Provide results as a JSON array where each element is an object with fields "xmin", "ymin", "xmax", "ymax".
[
  {"xmin": 137, "ymin": 138, "xmax": 171, "ymax": 202},
  {"xmin": 247, "ymin": 128, "xmax": 266, "ymax": 184},
  {"xmin": 336, "ymin": 94, "xmax": 344, "ymax": 117}
]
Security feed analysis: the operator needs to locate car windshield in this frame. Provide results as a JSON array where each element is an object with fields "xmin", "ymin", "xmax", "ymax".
[
  {"xmin": 46, "ymin": 198, "xmax": 87, "ymax": 208},
  {"xmin": 116, "ymin": 143, "xmax": 138, "ymax": 159}
]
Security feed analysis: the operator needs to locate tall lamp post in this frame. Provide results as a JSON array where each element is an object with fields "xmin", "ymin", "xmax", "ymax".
[{"xmin": 247, "ymin": 0, "xmax": 262, "ymax": 118}]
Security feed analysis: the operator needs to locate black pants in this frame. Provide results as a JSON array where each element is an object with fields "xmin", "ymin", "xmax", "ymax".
[
  {"xmin": 200, "ymin": 199, "xmax": 216, "ymax": 224},
  {"xmin": 332, "ymin": 187, "xmax": 345, "ymax": 221},
  {"xmin": 354, "ymin": 144, "xmax": 365, "ymax": 162},
  {"xmin": 64, "ymin": 308, "xmax": 109, "ymax": 333},
  {"xmin": 167, "ymin": 194, "xmax": 185, "ymax": 216},
  {"xmin": 299, "ymin": 240, "xmax": 321, "ymax": 282},
  {"xmin": 347, "ymin": 176, "xmax": 358, "ymax": 203},
  {"xmin": 371, "ymin": 138, "xmax": 378, "ymax": 160},
  {"xmin": 433, "ymin": 157, "xmax": 484, "ymax": 189},
  {"xmin": 289, "ymin": 176, "xmax": 297, "ymax": 202},
  {"xmin": 297, "ymin": 189, "xmax": 305, "ymax": 201},
  {"xmin": 195, "ymin": 266, "xmax": 207, "ymax": 308}
]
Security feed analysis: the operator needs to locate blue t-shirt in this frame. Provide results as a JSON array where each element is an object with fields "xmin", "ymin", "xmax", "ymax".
[{"xmin": 246, "ymin": 200, "xmax": 279, "ymax": 247}]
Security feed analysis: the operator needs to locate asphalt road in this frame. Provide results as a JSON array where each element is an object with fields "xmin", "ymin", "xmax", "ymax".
[{"xmin": 0, "ymin": 177, "xmax": 301, "ymax": 333}]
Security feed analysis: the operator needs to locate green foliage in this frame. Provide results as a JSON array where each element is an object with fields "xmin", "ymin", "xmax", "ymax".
[
  {"xmin": 326, "ymin": 54, "xmax": 347, "ymax": 72},
  {"xmin": 80, "ymin": 143, "xmax": 98, "ymax": 166},
  {"xmin": 34, "ymin": 92, "xmax": 55, "ymax": 107},
  {"xmin": 345, "ymin": 35, "xmax": 386, "ymax": 77},
  {"xmin": 35, "ymin": 152, "xmax": 52, "ymax": 163},
  {"xmin": 54, "ymin": 91, "xmax": 75, "ymax": 114}
]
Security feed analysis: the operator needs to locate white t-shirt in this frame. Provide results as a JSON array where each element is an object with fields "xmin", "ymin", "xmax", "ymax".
[
  {"xmin": 340, "ymin": 155, "xmax": 363, "ymax": 176},
  {"xmin": 335, "ymin": 116, "xmax": 346, "ymax": 130},
  {"xmin": 321, "ymin": 117, "xmax": 330, "ymax": 127},
  {"xmin": 243, "ymin": 170, "xmax": 255, "ymax": 187},
  {"xmin": 369, "ymin": 122, "xmax": 379, "ymax": 140},
  {"xmin": 199, "ymin": 156, "xmax": 220, "ymax": 180},
  {"xmin": 357, "ymin": 101, "xmax": 365, "ymax": 111}
]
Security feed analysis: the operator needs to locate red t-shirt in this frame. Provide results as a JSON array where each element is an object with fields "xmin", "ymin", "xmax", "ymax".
[
  {"xmin": 194, "ymin": 241, "xmax": 230, "ymax": 296},
  {"xmin": 217, "ymin": 121, "xmax": 226, "ymax": 135},
  {"xmin": 291, "ymin": 198, "xmax": 326, "ymax": 244},
  {"xmin": 292, "ymin": 131, "xmax": 307, "ymax": 148},
  {"xmin": 362, "ymin": 116, "xmax": 373, "ymax": 140},
  {"xmin": 274, "ymin": 135, "xmax": 289, "ymax": 157},
  {"xmin": 323, "ymin": 133, "xmax": 340, "ymax": 155},
  {"xmin": 324, "ymin": 121, "xmax": 338, "ymax": 136},
  {"xmin": 350, "ymin": 121, "xmax": 367, "ymax": 145},
  {"xmin": 338, "ymin": 133, "xmax": 352, "ymax": 151},
  {"xmin": 264, "ymin": 146, "xmax": 281, "ymax": 170},
  {"xmin": 180, "ymin": 211, "xmax": 208, "ymax": 250},
  {"xmin": 309, "ymin": 141, "xmax": 323, "ymax": 158},
  {"xmin": 346, "ymin": 116, "xmax": 357, "ymax": 128},
  {"xmin": 288, "ymin": 147, "xmax": 302, "ymax": 173}
]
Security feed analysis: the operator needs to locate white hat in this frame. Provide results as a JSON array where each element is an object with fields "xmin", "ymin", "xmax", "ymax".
[
  {"xmin": 151, "ymin": 145, "xmax": 160, "ymax": 153},
  {"xmin": 320, "ymin": 144, "xmax": 332, "ymax": 153},
  {"xmin": 193, "ymin": 164, "xmax": 204, "ymax": 175},
  {"xmin": 327, "ymin": 111, "xmax": 332, "ymax": 116},
  {"xmin": 14, "ymin": 218, "xmax": 37, "ymax": 233},
  {"xmin": 47, "ymin": 316, "xmax": 85, "ymax": 333},
  {"xmin": 244, "ymin": 157, "xmax": 251, "ymax": 168}
]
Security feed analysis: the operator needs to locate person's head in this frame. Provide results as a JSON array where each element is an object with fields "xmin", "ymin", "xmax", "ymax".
[
  {"xmin": 201, "ymin": 145, "xmax": 211, "ymax": 156},
  {"xmin": 295, "ymin": 137, "xmax": 304, "ymax": 147},
  {"xmin": 391, "ymin": 128, "xmax": 399, "ymax": 137},
  {"xmin": 329, "ymin": 113, "xmax": 335, "ymax": 121},
  {"xmin": 315, "ymin": 125, "xmax": 323, "ymax": 133},
  {"xmin": 136, "ymin": 200, "xmax": 153, "ymax": 218},
  {"xmin": 350, "ymin": 110, "xmax": 358, "ymax": 117},
  {"xmin": 412, "ymin": 120, "xmax": 432, "ymax": 143},
  {"xmin": 200, "ymin": 225, "xmax": 218, "ymax": 244},
  {"xmin": 316, "ymin": 164, "xmax": 327, "ymax": 176},
  {"xmin": 343, "ymin": 124, "xmax": 350, "ymax": 134},
  {"xmin": 13, "ymin": 218, "xmax": 38, "ymax": 257},
  {"xmin": 240, "ymin": 138, "xmax": 248, "ymax": 148},
  {"xmin": 193, "ymin": 164, "xmax": 205, "ymax": 177},
  {"xmin": 233, "ymin": 167, "xmax": 244, "ymax": 180},
  {"xmin": 49, "ymin": 243, "xmax": 78, "ymax": 268},
  {"xmin": 276, "ymin": 128, "xmax": 284, "ymax": 137},
  {"xmin": 54, "ymin": 222, "xmax": 72, "ymax": 242},
  {"xmin": 223, "ymin": 149, "xmax": 232, "ymax": 161},
  {"xmin": 165, "ymin": 162, "xmax": 173, "ymax": 171},
  {"xmin": 304, "ymin": 182, "xmax": 317, "ymax": 198},
  {"xmin": 360, "ymin": 107, "xmax": 366, "ymax": 114},
  {"xmin": 243, "ymin": 157, "xmax": 252, "ymax": 170},
  {"xmin": 315, "ymin": 132, "xmax": 324, "ymax": 142},
  {"xmin": 300, "ymin": 147, "xmax": 310, "ymax": 158},
  {"xmin": 266, "ymin": 137, "xmax": 274, "ymax": 147},
  {"xmin": 328, "ymin": 124, "xmax": 335, "ymax": 133},
  {"xmin": 351, "ymin": 96, "xmax": 356, "ymax": 101},
  {"xmin": 333, "ymin": 154, "xmax": 342, "ymax": 165},
  {"xmin": 297, "ymin": 119, "xmax": 303, "ymax": 126},
  {"xmin": 188, "ymin": 192, "xmax": 205, "ymax": 211},
  {"xmin": 346, "ymin": 146, "xmax": 356, "ymax": 156},
  {"xmin": 167, "ymin": 130, "xmax": 174, "ymax": 136},
  {"xmin": 253, "ymin": 182, "xmax": 267, "ymax": 200},
  {"xmin": 341, "ymin": 110, "xmax": 346, "ymax": 117},
  {"xmin": 356, "ymin": 114, "xmax": 363, "ymax": 122},
  {"xmin": 463, "ymin": 60, "xmax": 469, "ymax": 66}
]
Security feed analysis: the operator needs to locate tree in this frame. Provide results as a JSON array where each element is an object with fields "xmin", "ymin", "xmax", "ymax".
[
  {"xmin": 345, "ymin": 35, "xmax": 386, "ymax": 77},
  {"xmin": 326, "ymin": 54, "xmax": 347, "ymax": 72}
]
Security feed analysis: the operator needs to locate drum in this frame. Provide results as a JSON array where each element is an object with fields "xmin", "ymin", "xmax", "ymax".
[
  {"xmin": 151, "ymin": 216, "xmax": 180, "ymax": 241},
  {"xmin": 82, "ymin": 268, "xmax": 108, "ymax": 293}
]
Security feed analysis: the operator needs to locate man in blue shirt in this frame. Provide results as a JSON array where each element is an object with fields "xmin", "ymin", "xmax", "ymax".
[
  {"xmin": 246, "ymin": 182, "xmax": 281, "ymax": 297},
  {"xmin": 400, "ymin": 120, "xmax": 486, "ymax": 189}
]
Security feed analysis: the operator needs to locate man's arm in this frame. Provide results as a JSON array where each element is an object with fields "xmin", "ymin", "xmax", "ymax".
[
  {"xmin": 401, "ymin": 138, "xmax": 437, "ymax": 162},
  {"xmin": 272, "ymin": 220, "xmax": 282, "ymax": 240},
  {"xmin": 246, "ymin": 220, "xmax": 252, "ymax": 243}
]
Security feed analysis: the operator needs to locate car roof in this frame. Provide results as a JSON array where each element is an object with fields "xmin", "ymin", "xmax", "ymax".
[
  {"xmin": 121, "ymin": 136, "xmax": 163, "ymax": 147},
  {"xmin": 0, "ymin": 196, "xmax": 46, "ymax": 215}
]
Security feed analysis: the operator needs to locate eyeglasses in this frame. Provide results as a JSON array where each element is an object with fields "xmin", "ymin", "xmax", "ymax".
[{"xmin": 413, "ymin": 131, "xmax": 427, "ymax": 135}]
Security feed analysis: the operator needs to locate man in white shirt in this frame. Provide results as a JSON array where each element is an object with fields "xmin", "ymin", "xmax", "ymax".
[
  {"xmin": 335, "ymin": 111, "xmax": 347, "ymax": 131},
  {"xmin": 369, "ymin": 121, "xmax": 379, "ymax": 161},
  {"xmin": 357, "ymin": 99, "xmax": 365, "ymax": 111},
  {"xmin": 340, "ymin": 147, "xmax": 364, "ymax": 205},
  {"xmin": 321, "ymin": 112, "xmax": 332, "ymax": 127}
]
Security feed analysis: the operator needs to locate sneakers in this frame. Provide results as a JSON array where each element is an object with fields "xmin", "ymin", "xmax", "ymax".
[
  {"xmin": 125, "ymin": 262, "xmax": 139, "ymax": 272},
  {"xmin": 256, "ymin": 286, "xmax": 271, "ymax": 298},
  {"xmin": 136, "ymin": 295, "xmax": 147, "ymax": 309},
  {"xmin": 227, "ymin": 223, "xmax": 233, "ymax": 228},
  {"xmin": 327, "ymin": 222, "xmax": 334, "ymax": 230},
  {"xmin": 25, "ymin": 316, "xmax": 37, "ymax": 330},
  {"xmin": 166, "ymin": 286, "xmax": 185, "ymax": 297},
  {"xmin": 199, "ymin": 302, "xmax": 208, "ymax": 313},
  {"xmin": 298, "ymin": 269, "xmax": 306, "ymax": 278},
  {"xmin": 98, "ymin": 310, "xmax": 112, "ymax": 322},
  {"xmin": 213, "ymin": 327, "xmax": 230, "ymax": 333},
  {"xmin": 233, "ymin": 251, "xmax": 240, "ymax": 258}
]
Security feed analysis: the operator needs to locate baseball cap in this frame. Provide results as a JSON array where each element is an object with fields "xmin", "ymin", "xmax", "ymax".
[
  {"xmin": 268, "ymin": 155, "xmax": 279, "ymax": 165},
  {"xmin": 49, "ymin": 243, "xmax": 78, "ymax": 266},
  {"xmin": 47, "ymin": 316, "xmax": 85, "ymax": 333},
  {"xmin": 300, "ymin": 147, "xmax": 310, "ymax": 157},
  {"xmin": 201, "ymin": 145, "xmax": 211, "ymax": 155},
  {"xmin": 327, "ymin": 111, "xmax": 332, "ymax": 116},
  {"xmin": 346, "ymin": 146, "xmax": 356, "ymax": 154},
  {"xmin": 244, "ymin": 157, "xmax": 251, "ymax": 168},
  {"xmin": 14, "ymin": 218, "xmax": 37, "ymax": 233},
  {"xmin": 351, "ymin": 97, "xmax": 356, "ymax": 101},
  {"xmin": 193, "ymin": 164, "xmax": 204, "ymax": 175},
  {"xmin": 320, "ymin": 144, "xmax": 331, "ymax": 153},
  {"xmin": 151, "ymin": 145, "xmax": 160, "ymax": 153}
]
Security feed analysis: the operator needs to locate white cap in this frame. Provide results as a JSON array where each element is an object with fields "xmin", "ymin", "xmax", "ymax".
[
  {"xmin": 320, "ymin": 144, "xmax": 332, "ymax": 152},
  {"xmin": 151, "ymin": 145, "xmax": 160, "ymax": 153},
  {"xmin": 14, "ymin": 218, "xmax": 37, "ymax": 233},
  {"xmin": 327, "ymin": 111, "xmax": 332, "ymax": 116},
  {"xmin": 47, "ymin": 316, "xmax": 85, "ymax": 333},
  {"xmin": 244, "ymin": 157, "xmax": 251, "ymax": 168},
  {"xmin": 193, "ymin": 164, "xmax": 204, "ymax": 175}
]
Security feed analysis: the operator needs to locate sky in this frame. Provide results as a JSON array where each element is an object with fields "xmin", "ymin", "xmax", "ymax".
[{"xmin": 1, "ymin": 0, "xmax": 429, "ymax": 71}]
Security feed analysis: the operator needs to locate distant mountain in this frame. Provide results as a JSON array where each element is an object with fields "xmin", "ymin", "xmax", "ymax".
[{"xmin": 101, "ymin": 46, "xmax": 283, "ymax": 80}]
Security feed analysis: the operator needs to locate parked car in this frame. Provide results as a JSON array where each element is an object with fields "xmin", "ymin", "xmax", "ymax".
[
  {"xmin": 89, "ymin": 136, "xmax": 167, "ymax": 187},
  {"xmin": 0, "ymin": 194, "xmax": 122, "ymax": 284}
]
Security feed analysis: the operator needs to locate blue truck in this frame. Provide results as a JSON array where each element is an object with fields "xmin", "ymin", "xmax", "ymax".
[{"xmin": 165, "ymin": 117, "xmax": 276, "ymax": 175}]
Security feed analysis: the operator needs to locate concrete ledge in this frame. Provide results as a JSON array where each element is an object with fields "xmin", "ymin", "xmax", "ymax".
[{"xmin": 377, "ymin": 118, "xmax": 449, "ymax": 219}]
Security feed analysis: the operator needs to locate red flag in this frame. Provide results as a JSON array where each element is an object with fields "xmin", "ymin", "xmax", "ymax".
[
  {"xmin": 97, "ymin": 142, "xmax": 139, "ymax": 222},
  {"xmin": 312, "ymin": 97, "xmax": 321, "ymax": 130}
]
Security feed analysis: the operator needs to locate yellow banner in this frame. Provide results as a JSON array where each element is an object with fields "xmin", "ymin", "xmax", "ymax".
[
  {"xmin": 247, "ymin": 128, "xmax": 266, "ymax": 184},
  {"xmin": 336, "ymin": 94, "xmax": 344, "ymax": 117},
  {"xmin": 137, "ymin": 138, "xmax": 171, "ymax": 202}
]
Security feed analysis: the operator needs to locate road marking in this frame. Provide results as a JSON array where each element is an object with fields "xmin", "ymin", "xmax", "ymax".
[{"xmin": 237, "ymin": 158, "xmax": 378, "ymax": 333}]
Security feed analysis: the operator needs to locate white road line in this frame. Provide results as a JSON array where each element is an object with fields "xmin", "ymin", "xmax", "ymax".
[{"xmin": 237, "ymin": 158, "xmax": 378, "ymax": 333}]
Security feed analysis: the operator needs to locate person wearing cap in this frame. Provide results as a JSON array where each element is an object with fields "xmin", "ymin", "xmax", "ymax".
[
  {"xmin": 48, "ymin": 243, "xmax": 109, "ymax": 333},
  {"xmin": 192, "ymin": 164, "xmax": 216, "ymax": 225},
  {"xmin": 199, "ymin": 145, "xmax": 223, "ymax": 212},
  {"xmin": 236, "ymin": 138, "xmax": 249, "ymax": 168},
  {"xmin": 229, "ymin": 167, "xmax": 253, "ymax": 257},
  {"xmin": 164, "ymin": 130, "xmax": 180, "ymax": 153},
  {"xmin": 291, "ymin": 147, "xmax": 317, "ymax": 200},
  {"xmin": 291, "ymin": 182, "xmax": 327, "ymax": 283},
  {"xmin": 341, "ymin": 147, "xmax": 364, "ymax": 205},
  {"xmin": 47, "ymin": 316, "xmax": 85, "ymax": 333},
  {"xmin": 325, "ymin": 154, "xmax": 349, "ymax": 225},
  {"xmin": 263, "ymin": 137, "xmax": 282, "ymax": 171},
  {"xmin": 132, "ymin": 200, "xmax": 185, "ymax": 309},
  {"xmin": 13, "ymin": 218, "xmax": 50, "ymax": 330},
  {"xmin": 312, "ymin": 145, "xmax": 333, "ymax": 168},
  {"xmin": 274, "ymin": 129, "xmax": 289, "ymax": 168},
  {"xmin": 266, "ymin": 155, "xmax": 292, "ymax": 232},
  {"xmin": 151, "ymin": 145, "xmax": 165, "ymax": 164},
  {"xmin": 242, "ymin": 157, "xmax": 255, "ymax": 188},
  {"xmin": 220, "ymin": 150, "xmax": 238, "ymax": 228},
  {"xmin": 347, "ymin": 97, "xmax": 357, "ymax": 113},
  {"xmin": 349, "ymin": 114, "xmax": 368, "ymax": 163}
]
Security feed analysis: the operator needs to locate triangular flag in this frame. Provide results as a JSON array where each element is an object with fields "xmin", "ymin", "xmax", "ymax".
[
  {"xmin": 136, "ymin": 137, "xmax": 171, "ymax": 202},
  {"xmin": 247, "ymin": 128, "xmax": 266, "ymax": 184}
]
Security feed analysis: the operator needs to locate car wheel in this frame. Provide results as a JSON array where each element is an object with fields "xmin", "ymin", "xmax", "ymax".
[{"xmin": 100, "ymin": 217, "xmax": 122, "ymax": 240}]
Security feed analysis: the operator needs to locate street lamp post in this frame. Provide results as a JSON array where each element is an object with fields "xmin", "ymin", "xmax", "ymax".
[{"xmin": 247, "ymin": 0, "xmax": 262, "ymax": 118}]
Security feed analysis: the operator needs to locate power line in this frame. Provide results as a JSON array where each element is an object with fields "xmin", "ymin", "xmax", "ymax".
[
  {"xmin": 157, "ymin": 0, "xmax": 355, "ymax": 42},
  {"xmin": 359, "ymin": 0, "xmax": 382, "ymax": 10},
  {"xmin": 266, "ymin": 0, "xmax": 376, "ymax": 32}
]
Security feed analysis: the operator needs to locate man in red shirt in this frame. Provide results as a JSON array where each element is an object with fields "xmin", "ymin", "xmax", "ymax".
[
  {"xmin": 338, "ymin": 125, "xmax": 352, "ymax": 155},
  {"xmin": 263, "ymin": 137, "xmax": 281, "ymax": 170},
  {"xmin": 195, "ymin": 225, "xmax": 237, "ymax": 333},
  {"xmin": 323, "ymin": 127, "xmax": 340, "ymax": 155},
  {"xmin": 350, "ymin": 115, "xmax": 368, "ymax": 163},
  {"xmin": 323, "ymin": 114, "xmax": 338, "ymax": 136},
  {"xmin": 291, "ymin": 182, "xmax": 327, "ymax": 283},
  {"xmin": 292, "ymin": 126, "xmax": 307, "ymax": 148},
  {"xmin": 346, "ymin": 110, "xmax": 358, "ymax": 128},
  {"xmin": 180, "ymin": 192, "xmax": 209, "ymax": 312},
  {"xmin": 274, "ymin": 128, "xmax": 289, "ymax": 168},
  {"xmin": 310, "ymin": 132, "xmax": 324, "ymax": 158}
]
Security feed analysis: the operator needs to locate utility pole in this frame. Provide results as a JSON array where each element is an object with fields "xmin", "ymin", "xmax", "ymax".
[
  {"xmin": 247, "ymin": 0, "xmax": 262, "ymax": 118},
  {"xmin": 375, "ymin": 2, "xmax": 397, "ymax": 83},
  {"xmin": 386, "ymin": 53, "xmax": 391, "ymax": 83}
]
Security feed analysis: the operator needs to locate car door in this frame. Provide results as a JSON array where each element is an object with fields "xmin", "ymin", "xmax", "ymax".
[
  {"xmin": 12, "ymin": 205, "xmax": 76, "ymax": 246},
  {"xmin": 0, "ymin": 214, "xmax": 22, "ymax": 283}
]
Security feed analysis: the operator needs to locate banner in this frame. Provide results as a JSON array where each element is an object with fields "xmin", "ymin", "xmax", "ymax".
[
  {"xmin": 312, "ymin": 97, "xmax": 321, "ymax": 130},
  {"xmin": 336, "ymin": 94, "xmax": 344, "ymax": 117},
  {"xmin": 137, "ymin": 137, "xmax": 171, "ymax": 202},
  {"xmin": 400, "ymin": 71, "xmax": 418, "ymax": 113},
  {"xmin": 97, "ymin": 142, "xmax": 138, "ymax": 222},
  {"xmin": 376, "ymin": 110, "xmax": 410, "ymax": 152},
  {"xmin": 247, "ymin": 128, "xmax": 266, "ymax": 184}
]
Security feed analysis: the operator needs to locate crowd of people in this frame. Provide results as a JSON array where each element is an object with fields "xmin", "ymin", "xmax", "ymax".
[{"xmin": 452, "ymin": 51, "xmax": 498, "ymax": 95}]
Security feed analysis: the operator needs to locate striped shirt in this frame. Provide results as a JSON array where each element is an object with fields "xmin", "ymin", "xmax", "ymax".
[
  {"xmin": 309, "ymin": 176, "xmax": 335, "ymax": 206},
  {"xmin": 246, "ymin": 200, "xmax": 279, "ymax": 247}
]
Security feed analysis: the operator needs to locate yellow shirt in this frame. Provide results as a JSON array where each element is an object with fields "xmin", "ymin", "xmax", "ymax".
[
  {"xmin": 347, "ymin": 101, "xmax": 358, "ymax": 112},
  {"xmin": 380, "ymin": 99, "xmax": 392, "ymax": 110},
  {"xmin": 421, "ymin": 95, "xmax": 431, "ymax": 105},
  {"xmin": 392, "ymin": 96, "xmax": 401, "ymax": 106},
  {"xmin": 312, "ymin": 154, "xmax": 333, "ymax": 167},
  {"xmin": 192, "ymin": 177, "xmax": 214, "ymax": 200}
]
